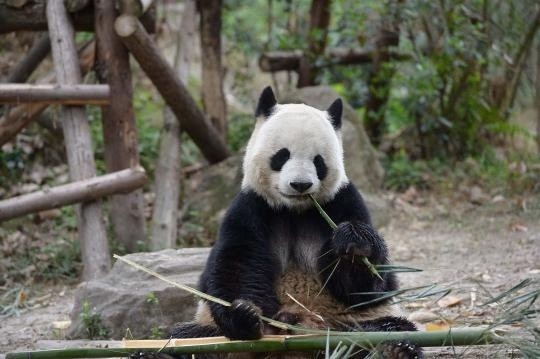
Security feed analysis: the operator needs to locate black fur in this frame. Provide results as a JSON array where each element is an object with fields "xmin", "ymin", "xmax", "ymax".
[
  {"xmin": 168, "ymin": 183, "xmax": 421, "ymax": 358},
  {"xmin": 326, "ymin": 98, "xmax": 343, "ymax": 129},
  {"xmin": 191, "ymin": 183, "xmax": 398, "ymax": 338},
  {"xmin": 313, "ymin": 154, "xmax": 328, "ymax": 180},
  {"xmin": 270, "ymin": 148, "xmax": 290, "ymax": 171},
  {"xmin": 255, "ymin": 86, "xmax": 277, "ymax": 118}
]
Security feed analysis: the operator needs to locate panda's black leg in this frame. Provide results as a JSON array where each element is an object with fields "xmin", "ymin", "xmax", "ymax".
[{"xmin": 339, "ymin": 316, "xmax": 423, "ymax": 359}]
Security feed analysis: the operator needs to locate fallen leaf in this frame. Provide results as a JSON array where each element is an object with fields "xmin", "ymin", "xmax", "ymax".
[
  {"xmin": 509, "ymin": 222, "xmax": 527, "ymax": 232},
  {"xmin": 437, "ymin": 295, "xmax": 463, "ymax": 308},
  {"xmin": 408, "ymin": 309, "xmax": 439, "ymax": 323}
]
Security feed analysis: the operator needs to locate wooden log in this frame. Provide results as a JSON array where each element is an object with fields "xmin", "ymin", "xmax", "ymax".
[
  {"xmin": 258, "ymin": 48, "xmax": 410, "ymax": 72},
  {"xmin": 114, "ymin": 14, "xmax": 230, "ymax": 164},
  {"xmin": 198, "ymin": 0, "xmax": 227, "ymax": 137},
  {"xmin": 118, "ymin": 0, "xmax": 154, "ymax": 16},
  {"xmin": 94, "ymin": 0, "xmax": 146, "ymax": 252},
  {"xmin": 0, "ymin": 41, "xmax": 96, "ymax": 147},
  {"xmin": 0, "ymin": 84, "xmax": 109, "ymax": 104},
  {"xmin": 0, "ymin": 167, "xmax": 147, "ymax": 222},
  {"xmin": 0, "ymin": 0, "xmax": 156, "ymax": 34},
  {"xmin": 46, "ymin": 0, "xmax": 111, "ymax": 280},
  {"xmin": 5, "ymin": 32, "xmax": 50, "ymax": 83}
]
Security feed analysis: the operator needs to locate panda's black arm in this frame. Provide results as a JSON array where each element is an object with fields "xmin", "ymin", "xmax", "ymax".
[
  {"xmin": 200, "ymin": 191, "xmax": 281, "ymax": 338},
  {"xmin": 317, "ymin": 182, "xmax": 398, "ymax": 306}
]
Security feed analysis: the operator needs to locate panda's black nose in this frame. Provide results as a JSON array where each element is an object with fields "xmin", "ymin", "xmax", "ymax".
[{"xmin": 290, "ymin": 181, "xmax": 313, "ymax": 193}]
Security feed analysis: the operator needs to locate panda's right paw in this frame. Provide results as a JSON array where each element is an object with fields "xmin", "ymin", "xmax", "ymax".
[
  {"xmin": 332, "ymin": 222, "xmax": 373, "ymax": 258},
  {"xmin": 221, "ymin": 299, "xmax": 263, "ymax": 340},
  {"xmin": 376, "ymin": 340, "xmax": 423, "ymax": 359}
]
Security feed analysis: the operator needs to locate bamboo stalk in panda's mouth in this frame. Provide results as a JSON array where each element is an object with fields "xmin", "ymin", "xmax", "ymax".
[{"xmin": 308, "ymin": 195, "xmax": 383, "ymax": 280}]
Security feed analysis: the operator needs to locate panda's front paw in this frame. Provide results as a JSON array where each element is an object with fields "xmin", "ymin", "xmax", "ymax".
[
  {"xmin": 332, "ymin": 222, "xmax": 373, "ymax": 258},
  {"xmin": 376, "ymin": 340, "xmax": 423, "ymax": 359},
  {"xmin": 221, "ymin": 299, "xmax": 263, "ymax": 340}
]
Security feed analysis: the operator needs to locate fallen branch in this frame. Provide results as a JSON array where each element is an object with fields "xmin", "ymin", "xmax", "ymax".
[
  {"xmin": 5, "ymin": 328, "xmax": 501, "ymax": 358},
  {"xmin": 0, "ymin": 167, "xmax": 147, "ymax": 222}
]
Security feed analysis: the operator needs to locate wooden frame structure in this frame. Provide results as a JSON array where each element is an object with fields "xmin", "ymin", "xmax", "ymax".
[{"xmin": 0, "ymin": 0, "xmax": 230, "ymax": 279}]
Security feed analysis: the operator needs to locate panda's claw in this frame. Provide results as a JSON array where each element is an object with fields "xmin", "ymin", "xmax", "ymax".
[{"xmin": 222, "ymin": 299, "xmax": 263, "ymax": 340}]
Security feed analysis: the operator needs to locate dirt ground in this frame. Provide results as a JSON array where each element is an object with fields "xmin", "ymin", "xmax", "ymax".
[{"xmin": 1, "ymin": 190, "xmax": 539, "ymax": 358}]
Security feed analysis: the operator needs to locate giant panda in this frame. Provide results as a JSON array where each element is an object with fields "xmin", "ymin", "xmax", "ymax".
[{"xmin": 169, "ymin": 87, "xmax": 422, "ymax": 359}]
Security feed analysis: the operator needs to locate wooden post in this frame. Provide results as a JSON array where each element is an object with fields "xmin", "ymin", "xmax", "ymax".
[
  {"xmin": 297, "ymin": 0, "xmax": 331, "ymax": 87},
  {"xmin": 0, "ymin": 84, "xmax": 109, "ymax": 104},
  {"xmin": 46, "ymin": 0, "xmax": 111, "ymax": 280},
  {"xmin": 198, "ymin": 0, "xmax": 227, "ymax": 137},
  {"xmin": 0, "ymin": 167, "xmax": 147, "ymax": 222},
  {"xmin": 5, "ymin": 32, "xmax": 50, "ymax": 83},
  {"xmin": 0, "ymin": 41, "xmax": 96, "ymax": 147},
  {"xmin": 94, "ymin": 0, "xmax": 146, "ymax": 252},
  {"xmin": 114, "ymin": 14, "xmax": 230, "ymax": 164}
]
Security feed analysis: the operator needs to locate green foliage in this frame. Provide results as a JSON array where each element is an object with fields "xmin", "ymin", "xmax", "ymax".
[
  {"xmin": 383, "ymin": 152, "xmax": 431, "ymax": 191},
  {"xmin": 81, "ymin": 300, "xmax": 110, "ymax": 339},
  {"xmin": 227, "ymin": 113, "xmax": 254, "ymax": 151}
]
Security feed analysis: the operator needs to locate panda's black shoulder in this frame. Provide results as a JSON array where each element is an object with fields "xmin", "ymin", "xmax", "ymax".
[
  {"xmin": 324, "ymin": 181, "xmax": 373, "ymax": 225},
  {"xmin": 222, "ymin": 189, "xmax": 272, "ymax": 227}
]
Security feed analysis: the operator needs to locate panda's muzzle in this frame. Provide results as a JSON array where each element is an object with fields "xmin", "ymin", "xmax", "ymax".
[{"xmin": 289, "ymin": 181, "xmax": 313, "ymax": 193}]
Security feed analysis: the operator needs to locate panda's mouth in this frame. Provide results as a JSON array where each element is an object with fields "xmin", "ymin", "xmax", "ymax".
[{"xmin": 280, "ymin": 192, "xmax": 310, "ymax": 200}]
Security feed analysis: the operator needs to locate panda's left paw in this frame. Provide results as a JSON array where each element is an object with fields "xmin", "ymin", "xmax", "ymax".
[
  {"xmin": 376, "ymin": 340, "xmax": 423, "ymax": 359},
  {"xmin": 332, "ymin": 222, "xmax": 373, "ymax": 258}
]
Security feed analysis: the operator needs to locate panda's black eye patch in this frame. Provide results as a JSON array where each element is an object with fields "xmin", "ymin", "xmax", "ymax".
[
  {"xmin": 270, "ymin": 148, "xmax": 290, "ymax": 171},
  {"xmin": 314, "ymin": 155, "xmax": 328, "ymax": 180}
]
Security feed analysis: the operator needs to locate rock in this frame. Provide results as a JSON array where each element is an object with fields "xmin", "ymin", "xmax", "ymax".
[
  {"xmin": 67, "ymin": 248, "xmax": 210, "ymax": 339},
  {"xmin": 183, "ymin": 86, "xmax": 390, "ymax": 242}
]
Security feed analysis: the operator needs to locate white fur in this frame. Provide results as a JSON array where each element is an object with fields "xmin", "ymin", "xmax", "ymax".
[{"xmin": 242, "ymin": 103, "xmax": 348, "ymax": 209}]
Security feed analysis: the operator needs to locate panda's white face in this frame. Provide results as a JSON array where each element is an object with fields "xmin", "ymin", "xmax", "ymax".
[{"xmin": 242, "ymin": 102, "xmax": 348, "ymax": 210}]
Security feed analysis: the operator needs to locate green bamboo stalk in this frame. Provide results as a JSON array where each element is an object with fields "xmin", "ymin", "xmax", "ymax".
[
  {"xmin": 5, "ymin": 328, "xmax": 502, "ymax": 359},
  {"xmin": 308, "ymin": 195, "xmax": 382, "ymax": 280}
]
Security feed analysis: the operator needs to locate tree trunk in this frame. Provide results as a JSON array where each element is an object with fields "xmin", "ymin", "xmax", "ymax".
[
  {"xmin": 0, "ymin": 42, "xmax": 95, "ymax": 147},
  {"xmin": 537, "ymin": 43, "xmax": 540, "ymax": 154},
  {"xmin": 363, "ymin": 0, "xmax": 402, "ymax": 146},
  {"xmin": 150, "ymin": 0, "xmax": 197, "ymax": 250},
  {"xmin": 0, "ymin": 167, "xmax": 147, "ymax": 222},
  {"xmin": 198, "ymin": 0, "xmax": 227, "ymax": 137},
  {"xmin": 114, "ymin": 14, "xmax": 230, "ymax": 164},
  {"xmin": 46, "ymin": 0, "xmax": 111, "ymax": 280},
  {"xmin": 94, "ymin": 0, "xmax": 146, "ymax": 253},
  {"xmin": 297, "ymin": 0, "xmax": 331, "ymax": 87}
]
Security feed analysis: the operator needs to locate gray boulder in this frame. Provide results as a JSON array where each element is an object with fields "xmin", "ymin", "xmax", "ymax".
[
  {"xmin": 67, "ymin": 248, "xmax": 210, "ymax": 339},
  {"xmin": 183, "ymin": 86, "xmax": 389, "ymax": 240}
]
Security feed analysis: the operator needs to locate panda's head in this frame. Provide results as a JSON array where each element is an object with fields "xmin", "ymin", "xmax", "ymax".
[{"xmin": 242, "ymin": 86, "xmax": 348, "ymax": 210}]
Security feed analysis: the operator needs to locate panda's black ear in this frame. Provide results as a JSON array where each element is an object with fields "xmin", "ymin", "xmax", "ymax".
[
  {"xmin": 327, "ymin": 98, "xmax": 343, "ymax": 130},
  {"xmin": 255, "ymin": 86, "xmax": 277, "ymax": 118}
]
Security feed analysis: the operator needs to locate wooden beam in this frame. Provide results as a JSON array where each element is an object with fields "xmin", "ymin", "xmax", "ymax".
[
  {"xmin": 94, "ymin": 0, "xmax": 146, "ymax": 252},
  {"xmin": 0, "ymin": 41, "xmax": 96, "ymax": 147},
  {"xmin": 259, "ymin": 48, "xmax": 410, "ymax": 72},
  {"xmin": 0, "ymin": 84, "xmax": 109, "ymax": 104},
  {"xmin": 114, "ymin": 14, "xmax": 230, "ymax": 164},
  {"xmin": 0, "ymin": 167, "xmax": 147, "ymax": 222},
  {"xmin": 0, "ymin": 0, "xmax": 156, "ymax": 34},
  {"xmin": 5, "ymin": 32, "xmax": 50, "ymax": 83},
  {"xmin": 46, "ymin": 0, "xmax": 111, "ymax": 280}
]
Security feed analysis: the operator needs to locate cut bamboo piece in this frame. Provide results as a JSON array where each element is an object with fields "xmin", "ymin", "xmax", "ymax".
[
  {"xmin": 0, "ymin": 84, "xmax": 109, "ymax": 104},
  {"xmin": 5, "ymin": 328, "xmax": 502, "ymax": 359},
  {"xmin": 0, "ymin": 167, "xmax": 147, "ymax": 222}
]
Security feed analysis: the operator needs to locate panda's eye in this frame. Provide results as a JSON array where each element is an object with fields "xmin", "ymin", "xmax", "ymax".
[
  {"xmin": 314, "ymin": 155, "xmax": 327, "ymax": 180},
  {"xmin": 270, "ymin": 148, "xmax": 290, "ymax": 171}
]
